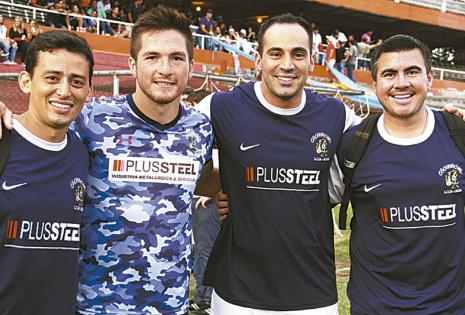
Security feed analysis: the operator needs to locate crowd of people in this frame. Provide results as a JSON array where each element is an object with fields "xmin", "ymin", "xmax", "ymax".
[
  {"xmin": 32, "ymin": 0, "xmax": 144, "ymax": 37},
  {"xmin": 6, "ymin": 0, "xmax": 381, "ymax": 78},
  {"xmin": 312, "ymin": 24, "xmax": 383, "ymax": 82},
  {"xmin": 0, "ymin": 15, "xmax": 34, "ymax": 65}
]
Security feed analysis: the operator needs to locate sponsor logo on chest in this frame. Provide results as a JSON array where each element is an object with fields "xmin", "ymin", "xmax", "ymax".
[
  {"xmin": 108, "ymin": 156, "xmax": 200, "ymax": 184},
  {"xmin": 244, "ymin": 166, "xmax": 320, "ymax": 192},
  {"xmin": 378, "ymin": 204, "xmax": 456, "ymax": 229},
  {"xmin": 4, "ymin": 220, "xmax": 80, "ymax": 250}
]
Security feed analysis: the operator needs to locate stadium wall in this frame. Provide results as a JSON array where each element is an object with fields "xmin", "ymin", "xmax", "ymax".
[{"xmin": 312, "ymin": 0, "xmax": 465, "ymax": 32}]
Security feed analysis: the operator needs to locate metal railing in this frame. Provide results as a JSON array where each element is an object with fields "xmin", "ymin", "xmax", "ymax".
[
  {"xmin": 394, "ymin": 0, "xmax": 465, "ymax": 15},
  {"xmin": 0, "ymin": 0, "xmax": 132, "ymax": 35},
  {"xmin": 0, "ymin": 1, "xmax": 258, "ymax": 51}
]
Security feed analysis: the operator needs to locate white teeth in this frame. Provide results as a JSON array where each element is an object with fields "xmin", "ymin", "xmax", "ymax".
[
  {"xmin": 50, "ymin": 102, "xmax": 71, "ymax": 109},
  {"xmin": 393, "ymin": 95, "xmax": 412, "ymax": 99},
  {"xmin": 156, "ymin": 82, "xmax": 174, "ymax": 86}
]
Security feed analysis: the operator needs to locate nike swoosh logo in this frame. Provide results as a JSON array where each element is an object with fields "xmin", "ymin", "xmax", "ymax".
[
  {"xmin": 364, "ymin": 184, "xmax": 381, "ymax": 193},
  {"xmin": 2, "ymin": 181, "xmax": 28, "ymax": 191},
  {"xmin": 240, "ymin": 143, "xmax": 260, "ymax": 151}
]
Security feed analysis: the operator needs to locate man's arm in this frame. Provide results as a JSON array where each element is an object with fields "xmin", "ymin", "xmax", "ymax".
[
  {"xmin": 194, "ymin": 160, "xmax": 221, "ymax": 197},
  {"xmin": 0, "ymin": 102, "xmax": 14, "ymax": 138}
]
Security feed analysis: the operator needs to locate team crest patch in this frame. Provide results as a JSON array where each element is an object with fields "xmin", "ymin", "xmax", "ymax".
[
  {"xmin": 311, "ymin": 132, "xmax": 331, "ymax": 161},
  {"xmin": 438, "ymin": 163, "xmax": 463, "ymax": 194},
  {"xmin": 70, "ymin": 177, "xmax": 85, "ymax": 211}
]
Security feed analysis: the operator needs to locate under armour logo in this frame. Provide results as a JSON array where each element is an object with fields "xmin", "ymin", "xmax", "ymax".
[{"xmin": 116, "ymin": 135, "xmax": 133, "ymax": 145}]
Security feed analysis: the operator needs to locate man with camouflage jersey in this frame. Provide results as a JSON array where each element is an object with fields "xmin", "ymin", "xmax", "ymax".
[{"xmin": 72, "ymin": 6, "xmax": 218, "ymax": 315}]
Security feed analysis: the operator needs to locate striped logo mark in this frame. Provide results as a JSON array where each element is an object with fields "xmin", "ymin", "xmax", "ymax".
[
  {"xmin": 245, "ymin": 166, "xmax": 255, "ymax": 182},
  {"xmin": 379, "ymin": 208, "xmax": 389, "ymax": 223},
  {"xmin": 113, "ymin": 159, "xmax": 125, "ymax": 172},
  {"xmin": 6, "ymin": 220, "xmax": 19, "ymax": 239}
]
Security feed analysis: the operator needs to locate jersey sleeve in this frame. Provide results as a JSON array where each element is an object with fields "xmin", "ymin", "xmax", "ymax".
[
  {"xmin": 329, "ymin": 106, "xmax": 361, "ymax": 204},
  {"xmin": 195, "ymin": 93, "xmax": 214, "ymax": 119},
  {"xmin": 343, "ymin": 105, "xmax": 361, "ymax": 132}
]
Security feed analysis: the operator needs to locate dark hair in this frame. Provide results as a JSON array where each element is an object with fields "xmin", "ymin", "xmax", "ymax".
[
  {"xmin": 25, "ymin": 30, "xmax": 94, "ymax": 83},
  {"xmin": 187, "ymin": 89, "xmax": 211, "ymax": 105},
  {"xmin": 370, "ymin": 34, "xmax": 431, "ymax": 80},
  {"xmin": 130, "ymin": 5, "xmax": 194, "ymax": 61},
  {"xmin": 257, "ymin": 13, "xmax": 312, "ymax": 56}
]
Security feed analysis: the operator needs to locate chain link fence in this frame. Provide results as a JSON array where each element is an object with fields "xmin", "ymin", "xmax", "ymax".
[{"xmin": 0, "ymin": 71, "xmax": 137, "ymax": 114}]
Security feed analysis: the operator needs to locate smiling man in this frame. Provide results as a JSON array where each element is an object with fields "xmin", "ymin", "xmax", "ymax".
[
  {"xmin": 71, "ymin": 5, "xmax": 218, "ymax": 315},
  {"xmin": 196, "ymin": 13, "xmax": 359, "ymax": 315},
  {"xmin": 338, "ymin": 35, "xmax": 465, "ymax": 314},
  {"xmin": 0, "ymin": 30, "xmax": 93, "ymax": 315}
]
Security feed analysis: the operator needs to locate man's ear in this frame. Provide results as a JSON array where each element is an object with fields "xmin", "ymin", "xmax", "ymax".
[
  {"xmin": 308, "ymin": 53, "xmax": 314, "ymax": 73},
  {"xmin": 128, "ymin": 56, "xmax": 137, "ymax": 78},
  {"xmin": 85, "ymin": 83, "xmax": 93, "ymax": 103},
  {"xmin": 427, "ymin": 70, "xmax": 433, "ymax": 89},
  {"xmin": 18, "ymin": 71, "xmax": 32, "ymax": 94},
  {"xmin": 188, "ymin": 59, "xmax": 194, "ymax": 80},
  {"xmin": 255, "ymin": 52, "xmax": 262, "ymax": 72}
]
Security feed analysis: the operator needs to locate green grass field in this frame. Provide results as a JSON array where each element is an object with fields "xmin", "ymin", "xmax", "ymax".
[
  {"xmin": 189, "ymin": 205, "xmax": 354, "ymax": 314},
  {"xmin": 334, "ymin": 205, "xmax": 352, "ymax": 315}
]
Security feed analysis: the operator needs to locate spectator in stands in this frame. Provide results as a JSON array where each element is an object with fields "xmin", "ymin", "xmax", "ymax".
[
  {"xmin": 241, "ymin": 29, "xmax": 255, "ymax": 55},
  {"xmin": 85, "ymin": 0, "xmax": 98, "ymax": 15},
  {"xmin": 227, "ymin": 27, "xmax": 237, "ymax": 43},
  {"xmin": 347, "ymin": 38, "xmax": 358, "ymax": 81},
  {"xmin": 83, "ymin": 9, "xmax": 99, "ymax": 34},
  {"xmin": 217, "ymin": 17, "xmax": 227, "ymax": 36},
  {"xmin": 197, "ymin": 8, "xmax": 215, "ymax": 49},
  {"xmin": 335, "ymin": 40, "xmax": 349, "ymax": 74},
  {"xmin": 212, "ymin": 26, "xmax": 223, "ymax": 51},
  {"xmin": 325, "ymin": 35, "xmax": 337, "ymax": 67},
  {"xmin": 0, "ymin": 14, "xmax": 17, "ymax": 64},
  {"xmin": 127, "ymin": 0, "xmax": 145, "ymax": 23},
  {"xmin": 312, "ymin": 26, "xmax": 322, "ymax": 64},
  {"xmin": 35, "ymin": 0, "xmax": 59, "ymax": 9},
  {"xmin": 357, "ymin": 38, "xmax": 382, "ymax": 70},
  {"xmin": 66, "ymin": 0, "xmax": 80, "ymax": 9},
  {"xmin": 67, "ymin": 4, "xmax": 84, "ymax": 31},
  {"xmin": 27, "ymin": 19, "xmax": 43, "ymax": 41},
  {"xmin": 247, "ymin": 26, "xmax": 257, "ymax": 43},
  {"xmin": 108, "ymin": 6, "xmax": 123, "ymax": 35},
  {"xmin": 47, "ymin": 1, "xmax": 68, "ymax": 29},
  {"xmin": 101, "ymin": 0, "xmax": 112, "ymax": 13},
  {"xmin": 334, "ymin": 28, "xmax": 347, "ymax": 43},
  {"xmin": 361, "ymin": 30, "xmax": 374, "ymax": 44},
  {"xmin": 8, "ymin": 16, "xmax": 28, "ymax": 64}
]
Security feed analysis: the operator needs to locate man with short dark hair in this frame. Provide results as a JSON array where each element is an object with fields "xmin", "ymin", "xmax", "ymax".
[
  {"xmin": 197, "ymin": 13, "xmax": 359, "ymax": 315},
  {"xmin": 73, "ymin": 5, "xmax": 218, "ymax": 315},
  {"xmin": 0, "ymin": 30, "xmax": 93, "ymax": 315},
  {"xmin": 338, "ymin": 34, "xmax": 465, "ymax": 314}
]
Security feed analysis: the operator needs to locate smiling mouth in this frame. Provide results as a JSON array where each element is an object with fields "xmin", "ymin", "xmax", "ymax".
[
  {"xmin": 275, "ymin": 74, "xmax": 297, "ymax": 85},
  {"xmin": 154, "ymin": 80, "xmax": 176, "ymax": 87},
  {"xmin": 49, "ymin": 101, "xmax": 73, "ymax": 112},
  {"xmin": 389, "ymin": 91, "xmax": 416, "ymax": 104}
]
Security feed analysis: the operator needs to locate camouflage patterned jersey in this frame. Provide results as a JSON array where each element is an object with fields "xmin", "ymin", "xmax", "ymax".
[{"xmin": 71, "ymin": 95, "xmax": 213, "ymax": 315}]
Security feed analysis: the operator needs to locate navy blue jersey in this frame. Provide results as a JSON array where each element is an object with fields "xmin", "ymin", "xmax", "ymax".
[
  {"xmin": 338, "ymin": 109, "xmax": 465, "ymax": 314},
  {"xmin": 0, "ymin": 121, "xmax": 88, "ymax": 315},
  {"xmin": 200, "ymin": 82, "xmax": 352, "ymax": 310}
]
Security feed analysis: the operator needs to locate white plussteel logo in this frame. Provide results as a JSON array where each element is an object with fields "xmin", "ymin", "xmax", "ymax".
[
  {"xmin": 108, "ymin": 156, "xmax": 200, "ymax": 184},
  {"xmin": 2, "ymin": 181, "xmax": 27, "ymax": 191},
  {"xmin": 240, "ymin": 143, "xmax": 260, "ymax": 151}
]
